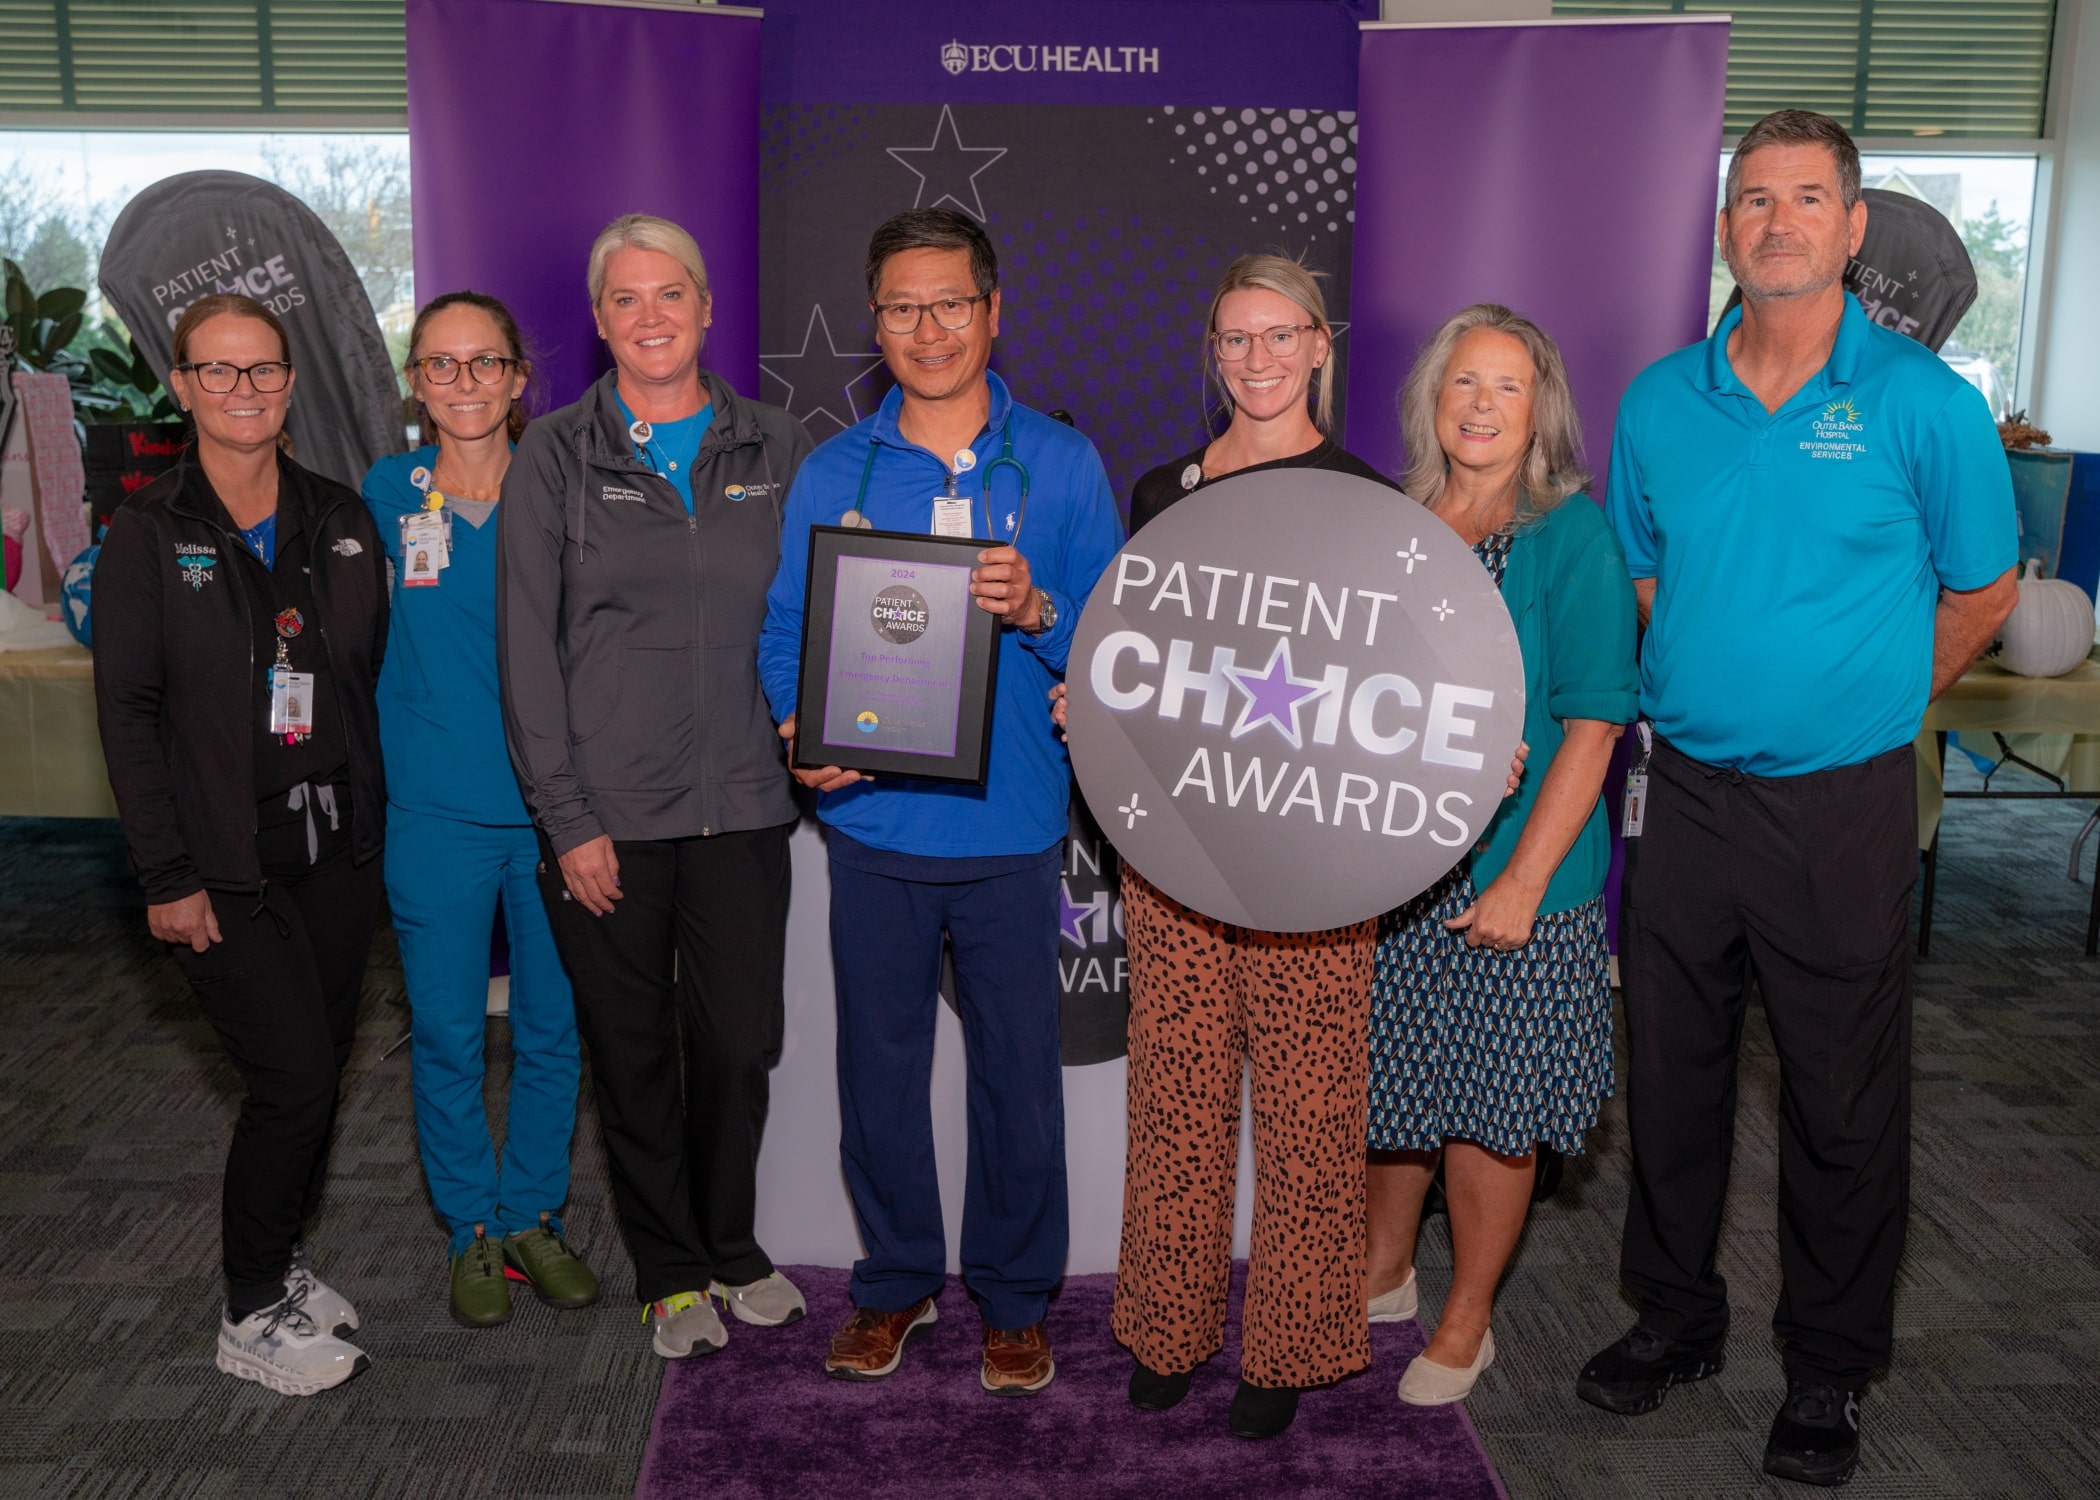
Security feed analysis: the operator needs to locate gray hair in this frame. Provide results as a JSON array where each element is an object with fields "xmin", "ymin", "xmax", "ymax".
[
  {"xmin": 1725, "ymin": 108, "xmax": 1862, "ymax": 212},
  {"xmin": 1398, "ymin": 303, "xmax": 1588, "ymax": 515},
  {"xmin": 1204, "ymin": 251, "xmax": 1337, "ymax": 434},
  {"xmin": 587, "ymin": 213, "xmax": 710, "ymax": 306}
]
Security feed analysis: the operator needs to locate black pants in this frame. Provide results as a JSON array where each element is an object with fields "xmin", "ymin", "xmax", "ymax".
[
  {"xmin": 174, "ymin": 790, "xmax": 382, "ymax": 1317},
  {"xmin": 1617, "ymin": 737, "xmax": 1914, "ymax": 1388},
  {"xmin": 538, "ymin": 824, "xmax": 790, "ymax": 1303}
]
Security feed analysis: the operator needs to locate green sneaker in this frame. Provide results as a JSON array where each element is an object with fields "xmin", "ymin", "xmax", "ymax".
[
  {"xmin": 503, "ymin": 1213, "xmax": 601, "ymax": 1310},
  {"xmin": 449, "ymin": 1226, "xmax": 512, "ymax": 1329}
]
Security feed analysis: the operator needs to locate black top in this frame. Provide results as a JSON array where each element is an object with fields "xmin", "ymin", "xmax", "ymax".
[
  {"xmin": 1128, "ymin": 437, "xmax": 1398, "ymax": 532},
  {"xmin": 222, "ymin": 496, "xmax": 350, "ymax": 800},
  {"xmin": 92, "ymin": 450, "xmax": 389, "ymax": 903}
]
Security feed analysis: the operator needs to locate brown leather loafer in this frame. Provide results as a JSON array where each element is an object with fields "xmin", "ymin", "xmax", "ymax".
[
  {"xmin": 980, "ymin": 1322, "xmax": 1055, "ymax": 1396},
  {"xmin": 824, "ymin": 1298, "xmax": 938, "ymax": 1381}
]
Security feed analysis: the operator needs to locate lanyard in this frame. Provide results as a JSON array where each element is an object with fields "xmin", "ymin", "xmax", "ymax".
[{"xmin": 846, "ymin": 428, "xmax": 1029, "ymax": 544}]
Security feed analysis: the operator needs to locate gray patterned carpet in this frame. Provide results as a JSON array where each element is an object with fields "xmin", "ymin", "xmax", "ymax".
[{"xmin": 0, "ymin": 761, "xmax": 2094, "ymax": 1498}]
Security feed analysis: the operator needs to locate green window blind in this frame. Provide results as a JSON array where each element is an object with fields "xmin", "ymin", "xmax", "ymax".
[
  {"xmin": 0, "ymin": 1, "xmax": 405, "ymax": 116},
  {"xmin": 1554, "ymin": 1, "xmax": 2059, "ymax": 137}
]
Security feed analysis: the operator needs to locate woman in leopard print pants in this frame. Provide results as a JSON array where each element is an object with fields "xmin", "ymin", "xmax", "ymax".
[{"xmin": 1094, "ymin": 254, "xmax": 1397, "ymax": 1440}]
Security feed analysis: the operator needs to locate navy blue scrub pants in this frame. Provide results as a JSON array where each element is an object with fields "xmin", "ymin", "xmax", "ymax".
[{"xmin": 829, "ymin": 843, "xmax": 1068, "ymax": 1331}]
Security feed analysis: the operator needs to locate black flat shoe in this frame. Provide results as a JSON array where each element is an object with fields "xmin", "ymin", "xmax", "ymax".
[
  {"xmin": 1575, "ymin": 1324, "xmax": 1727, "ymax": 1415},
  {"xmin": 1762, "ymin": 1380, "xmax": 1862, "ymax": 1487},
  {"xmin": 1128, "ymin": 1359, "xmax": 1192, "ymax": 1410},
  {"xmin": 1227, "ymin": 1379, "xmax": 1299, "ymax": 1439}
]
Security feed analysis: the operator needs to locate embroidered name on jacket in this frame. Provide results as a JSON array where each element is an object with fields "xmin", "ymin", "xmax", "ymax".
[
  {"xmin": 174, "ymin": 542, "xmax": 217, "ymax": 590},
  {"xmin": 600, "ymin": 485, "xmax": 648, "ymax": 504}
]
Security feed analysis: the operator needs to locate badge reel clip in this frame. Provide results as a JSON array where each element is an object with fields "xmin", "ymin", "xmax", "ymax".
[{"xmin": 1622, "ymin": 721, "xmax": 1654, "ymax": 837}]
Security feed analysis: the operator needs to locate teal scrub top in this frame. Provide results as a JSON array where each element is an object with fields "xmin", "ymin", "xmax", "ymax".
[
  {"xmin": 1606, "ymin": 295, "xmax": 2017, "ymax": 776},
  {"xmin": 1469, "ymin": 495, "xmax": 1640, "ymax": 916}
]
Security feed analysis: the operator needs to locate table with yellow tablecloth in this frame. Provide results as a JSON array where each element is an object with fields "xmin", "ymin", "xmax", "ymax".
[
  {"xmin": 1915, "ymin": 647, "xmax": 2100, "ymax": 955},
  {"xmin": 0, "ymin": 644, "xmax": 117, "ymax": 818}
]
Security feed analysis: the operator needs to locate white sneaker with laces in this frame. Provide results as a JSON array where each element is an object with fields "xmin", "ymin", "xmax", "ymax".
[
  {"xmin": 709, "ymin": 1270, "xmax": 808, "ymax": 1328},
  {"xmin": 216, "ymin": 1287, "xmax": 369, "ymax": 1397},
  {"xmin": 287, "ymin": 1243, "xmax": 358, "ymax": 1338}
]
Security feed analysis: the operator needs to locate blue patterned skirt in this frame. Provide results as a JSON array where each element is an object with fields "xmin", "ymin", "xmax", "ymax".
[{"xmin": 1366, "ymin": 867, "xmax": 1614, "ymax": 1157}]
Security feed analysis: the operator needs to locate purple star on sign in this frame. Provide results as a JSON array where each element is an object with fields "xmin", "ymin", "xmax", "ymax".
[
  {"xmin": 1224, "ymin": 638, "xmax": 1330, "ymax": 750},
  {"xmin": 1058, "ymin": 881, "xmax": 1094, "ymax": 949}
]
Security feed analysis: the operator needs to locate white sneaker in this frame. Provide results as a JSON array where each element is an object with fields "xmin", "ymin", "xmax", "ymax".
[
  {"xmin": 287, "ymin": 1243, "xmax": 359, "ymax": 1338},
  {"xmin": 710, "ymin": 1270, "xmax": 808, "ymax": 1328},
  {"xmin": 216, "ymin": 1288, "xmax": 369, "ymax": 1396},
  {"xmin": 647, "ymin": 1291, "xmax": 727, "ymax": 1358},
  {"xmin": 1368, "ymin": 1269, "xmax": 1419, "ymax": 1323}
]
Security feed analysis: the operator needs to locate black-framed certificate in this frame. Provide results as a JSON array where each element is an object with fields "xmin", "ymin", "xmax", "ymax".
[{"xmin": 793, "ymin": 526, "xmax": 1002, "ymax": 786}]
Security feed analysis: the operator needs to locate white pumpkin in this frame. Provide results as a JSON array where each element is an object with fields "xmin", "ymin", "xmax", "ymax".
[{"xmin": 1997, "ymin": 559, "xmax": 2097, "ymax": 678}]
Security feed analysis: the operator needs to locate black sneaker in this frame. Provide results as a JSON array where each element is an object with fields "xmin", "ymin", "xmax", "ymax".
[
  {"xmin": 1575, "ymin": 1324, "xmax": 1727, "ymax": 1414},
  {"xmin": 1128, "ymin": 1359, "xmax": 1192, "ymax": 1411},
  {"xmin": 1762, "ymin": 1380, "xmax": 1862, "ymax": 1487},
  {"xmin": 1227, "ymin": 1379, "xmax": 1299, "ymax": 1439}
]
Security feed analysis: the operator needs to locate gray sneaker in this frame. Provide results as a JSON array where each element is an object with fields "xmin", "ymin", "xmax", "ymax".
[
  {"xmin": 216, "ymin": 1288, "xmax": 368, "ymax": 1397},
  {"xmin": 647, "ymin": 1291, "xmax": 727, "ymax": 1358},
  {"xmin": 710, "ymin": 1271, "xmax": 808, "ymax": 1328},
  {"xmin": 287, "ymin": 1243, "xmax": 358, "ymax": 1338}
]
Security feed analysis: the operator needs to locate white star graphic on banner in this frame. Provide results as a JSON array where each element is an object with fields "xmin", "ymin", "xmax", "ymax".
[
  {"xmin": 759, "ymin": 305, "xmax": 888, "ymax": 436},
  {"xmin": 887, "ymin": 105, "xmax": 1008, "ymax": 221}
]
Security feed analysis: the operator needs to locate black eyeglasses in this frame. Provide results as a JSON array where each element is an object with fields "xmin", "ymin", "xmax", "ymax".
[
  {"xmin": 411, "ymin": 353, "xmax": 521, "ymax": 385},
  {"xmin": 872, "ymin": 292, "xmax": 992, "ymax": 336},
  {"xmin": 1212, "ymin": 325, "xmax": 1318, "ymax": 362},
  {"xmin": 173, "ymin": 359, "xmax": 292, "ymax": 393}
]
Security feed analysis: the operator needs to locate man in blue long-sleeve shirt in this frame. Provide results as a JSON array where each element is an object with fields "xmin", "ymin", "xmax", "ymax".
[{"xmin": 759, "ymin": 210, "xmax": 1123, "ymax": 1396}]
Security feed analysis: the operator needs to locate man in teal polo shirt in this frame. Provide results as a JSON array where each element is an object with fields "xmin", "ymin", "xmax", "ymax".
[{"xmin": 1578, "ymin": 110, "xmax": 2017, "ymax": 1488}]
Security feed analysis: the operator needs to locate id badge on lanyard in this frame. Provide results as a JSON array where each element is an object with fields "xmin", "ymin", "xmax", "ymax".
[
  {"xmin": 1623, "ymin": 721, "xmax": 1654, "ymax": 837},
  {"xmin": 930, "ymin": 493, "xmax": 973, "ymax": 538},
  {"xmin": 400, "ymin": 508, "xmax": 451, "ymax": 587},
  {"xmin": 269, "ymin": 664, "xmax": 316, "ymax": 738}
]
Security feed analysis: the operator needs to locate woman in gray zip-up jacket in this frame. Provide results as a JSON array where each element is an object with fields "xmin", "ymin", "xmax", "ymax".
[{"xmin": 496, "ymin": 214, "xmax": 813, "ymax": 1359}]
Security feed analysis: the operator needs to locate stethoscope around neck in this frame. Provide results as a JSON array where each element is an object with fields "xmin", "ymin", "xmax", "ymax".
[{"xmin": 841, "ymin": 429, "xmax": 1029, "ymax": 544}]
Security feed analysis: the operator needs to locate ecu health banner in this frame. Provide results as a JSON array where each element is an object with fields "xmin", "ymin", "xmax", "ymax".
[{"xmin": 407, "ymin": 0, "xmax": 763, "ymax": 406}]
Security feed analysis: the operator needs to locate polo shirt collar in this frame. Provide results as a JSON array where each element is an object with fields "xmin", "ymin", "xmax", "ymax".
[
  {"xmin": 1698, "ymin": 291, "xmax": 1868, "ymax": 402},
  {"xmin": 871, "ymin": 369, "xmax": 1015, "ymax": 452}
]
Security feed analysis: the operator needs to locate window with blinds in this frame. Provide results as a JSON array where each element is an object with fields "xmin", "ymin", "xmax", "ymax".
[
  {"xmin": 1553, "ymin": 1, "xmax": 2059, "ymax": 138},
  {"xmin": 0, "ymin": 1, "xmax": 405, "ymax": 116}
]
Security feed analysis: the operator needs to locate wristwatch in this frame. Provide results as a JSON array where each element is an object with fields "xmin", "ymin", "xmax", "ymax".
[{"xmin": 1021, "ymin": 586, "xmax": 1057, "ymax": 636}]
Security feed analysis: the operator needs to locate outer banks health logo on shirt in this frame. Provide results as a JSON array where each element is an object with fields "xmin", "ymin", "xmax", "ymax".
[
  {"xmin": 1804, "ymin": 399, "xmax": 1867, "ymax": 462},
  {"xmin": 1066, "ymin": 469, "xmax": 1526, "ymax": 933}
]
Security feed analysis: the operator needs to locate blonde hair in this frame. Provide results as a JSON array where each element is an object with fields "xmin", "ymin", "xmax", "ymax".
[
  {"xmin": 587, "ymin": 214, "xmax": 710, "ymax": 306},
  {"xmin": 1399, "ymin": 303, "xmax": 1588, "ymax": 516},
  {"xmin": 1204, "ymin": 252, "xmax": 1336, "ymax": 434}
]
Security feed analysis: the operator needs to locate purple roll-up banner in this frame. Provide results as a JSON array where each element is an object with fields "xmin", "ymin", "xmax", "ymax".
[
  {"xmin": 407, "ymin": 0, "xmax": 762, "ymax": 408},
  {"xmin": 1345, "ymin": 17, "xmax": 1728, "ymax": 487},
  {"xmin": 1347, "ymin": 17, "xmax": 1728, "ymax": 951}
]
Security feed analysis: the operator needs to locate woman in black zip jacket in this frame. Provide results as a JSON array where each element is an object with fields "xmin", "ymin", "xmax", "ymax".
[{"xmin": 93, "ymin": 293, "xmax": 388, "ymax": 1399}]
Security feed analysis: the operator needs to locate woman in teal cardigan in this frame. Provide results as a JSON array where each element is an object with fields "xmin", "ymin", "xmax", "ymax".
[{"xmin": 1364, "ymin": 304, "xmax": 1638, "ymax": 1407}]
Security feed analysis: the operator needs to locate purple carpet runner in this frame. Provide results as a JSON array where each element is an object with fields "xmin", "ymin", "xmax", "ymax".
[{"xmin": 638, "ymin": 1263, "xmax": 1507, "ymax": 1499}]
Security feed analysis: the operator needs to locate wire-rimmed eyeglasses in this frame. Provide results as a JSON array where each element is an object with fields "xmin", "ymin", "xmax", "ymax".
[{"xmin": 1212, "ymin": 325, "xmax": 1318, "ymax": 362}]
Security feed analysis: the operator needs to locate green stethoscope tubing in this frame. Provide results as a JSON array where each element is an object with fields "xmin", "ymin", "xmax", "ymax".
[{"xmin": 847, "ymin": 429, "xmax": 1029, "ymax": 545}]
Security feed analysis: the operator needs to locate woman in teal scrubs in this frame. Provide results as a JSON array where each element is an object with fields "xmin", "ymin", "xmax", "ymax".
[{"xmin": 363, "ymin": 292, "xmax": 599, "ymax": 1327}]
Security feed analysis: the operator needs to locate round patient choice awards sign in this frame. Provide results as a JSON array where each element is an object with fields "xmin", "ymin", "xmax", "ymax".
[{"xmin": 1066, "ymin": 469, "xmax": 1526, "ymax": 933}]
